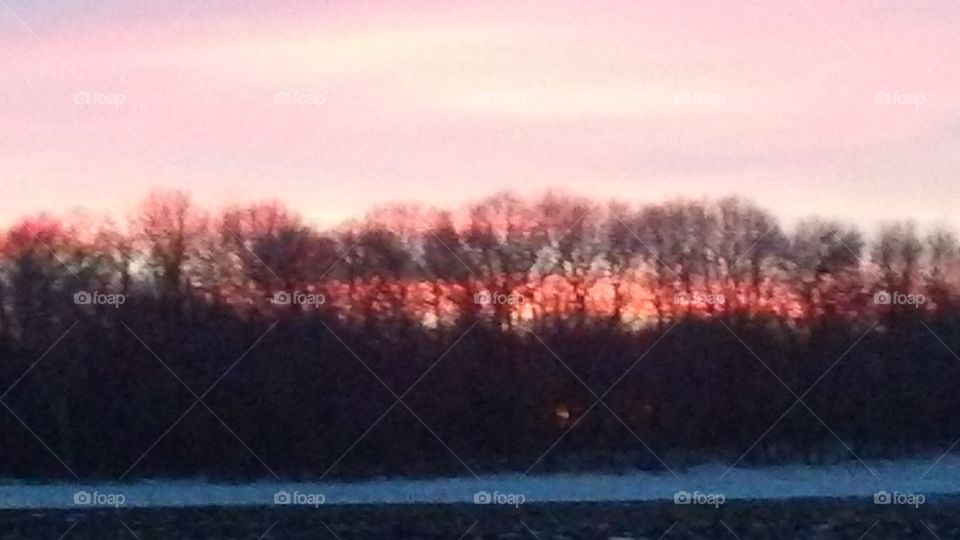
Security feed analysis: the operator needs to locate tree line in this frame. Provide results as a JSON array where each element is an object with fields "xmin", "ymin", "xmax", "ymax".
[{"xmin": 1, "ymin": 191, "xmax": 959, "ymax": 479}]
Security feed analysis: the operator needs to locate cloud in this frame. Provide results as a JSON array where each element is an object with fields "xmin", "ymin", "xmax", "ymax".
[{"xmin": 1, "ymin": 0, "xmax": 958, "ymax": 229}]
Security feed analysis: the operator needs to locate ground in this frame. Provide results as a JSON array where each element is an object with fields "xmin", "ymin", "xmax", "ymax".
[{"xmin": 4, "ymin": 499, "xmax": 958, "ymax": 539}]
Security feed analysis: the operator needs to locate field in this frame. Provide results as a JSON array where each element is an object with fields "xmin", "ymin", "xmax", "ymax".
[{"xmin": 5, "ymin": 499, "xmax": 958, "ymax": 539}]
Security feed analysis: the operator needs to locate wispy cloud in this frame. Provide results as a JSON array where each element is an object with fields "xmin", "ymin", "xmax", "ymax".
[{"xmin": 2, "ymin": 0, "xmax": 958, "ymax": 228}]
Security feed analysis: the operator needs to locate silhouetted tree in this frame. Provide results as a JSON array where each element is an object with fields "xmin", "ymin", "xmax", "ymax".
[{"xmin": 1, "ymin": 191, "xmax": 959, "ymax": 480}]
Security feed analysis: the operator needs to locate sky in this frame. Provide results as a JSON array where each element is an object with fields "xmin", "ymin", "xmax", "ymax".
[{"xmin": 1, "ymin": 0, "xmax": 958, "ymax": 231}]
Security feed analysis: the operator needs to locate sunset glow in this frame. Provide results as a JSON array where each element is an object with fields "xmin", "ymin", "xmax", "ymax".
[{"xmin": 2, "ymin": 0, "xmax": 958, "ymax": 229}]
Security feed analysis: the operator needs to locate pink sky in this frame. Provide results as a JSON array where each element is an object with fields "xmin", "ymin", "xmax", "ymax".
[{"xmin": 1, "ymin": 0, "xmax": 958, "ymax": 230}]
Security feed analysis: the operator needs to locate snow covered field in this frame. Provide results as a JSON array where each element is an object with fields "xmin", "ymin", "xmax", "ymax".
[{"xmin": 3, "ymin": 457, "xmax": 959, "ymax": 509}]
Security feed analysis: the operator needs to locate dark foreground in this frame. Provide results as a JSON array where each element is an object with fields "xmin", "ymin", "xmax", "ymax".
[{"xmin": 4, "ymin": 499, "xmax": 958, "ymax": 539}]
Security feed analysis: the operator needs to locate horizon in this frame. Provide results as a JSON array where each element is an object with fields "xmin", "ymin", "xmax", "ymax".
[{"xmin": 2, "ymin": 188, "xmax": 958, "ymax": 241}]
